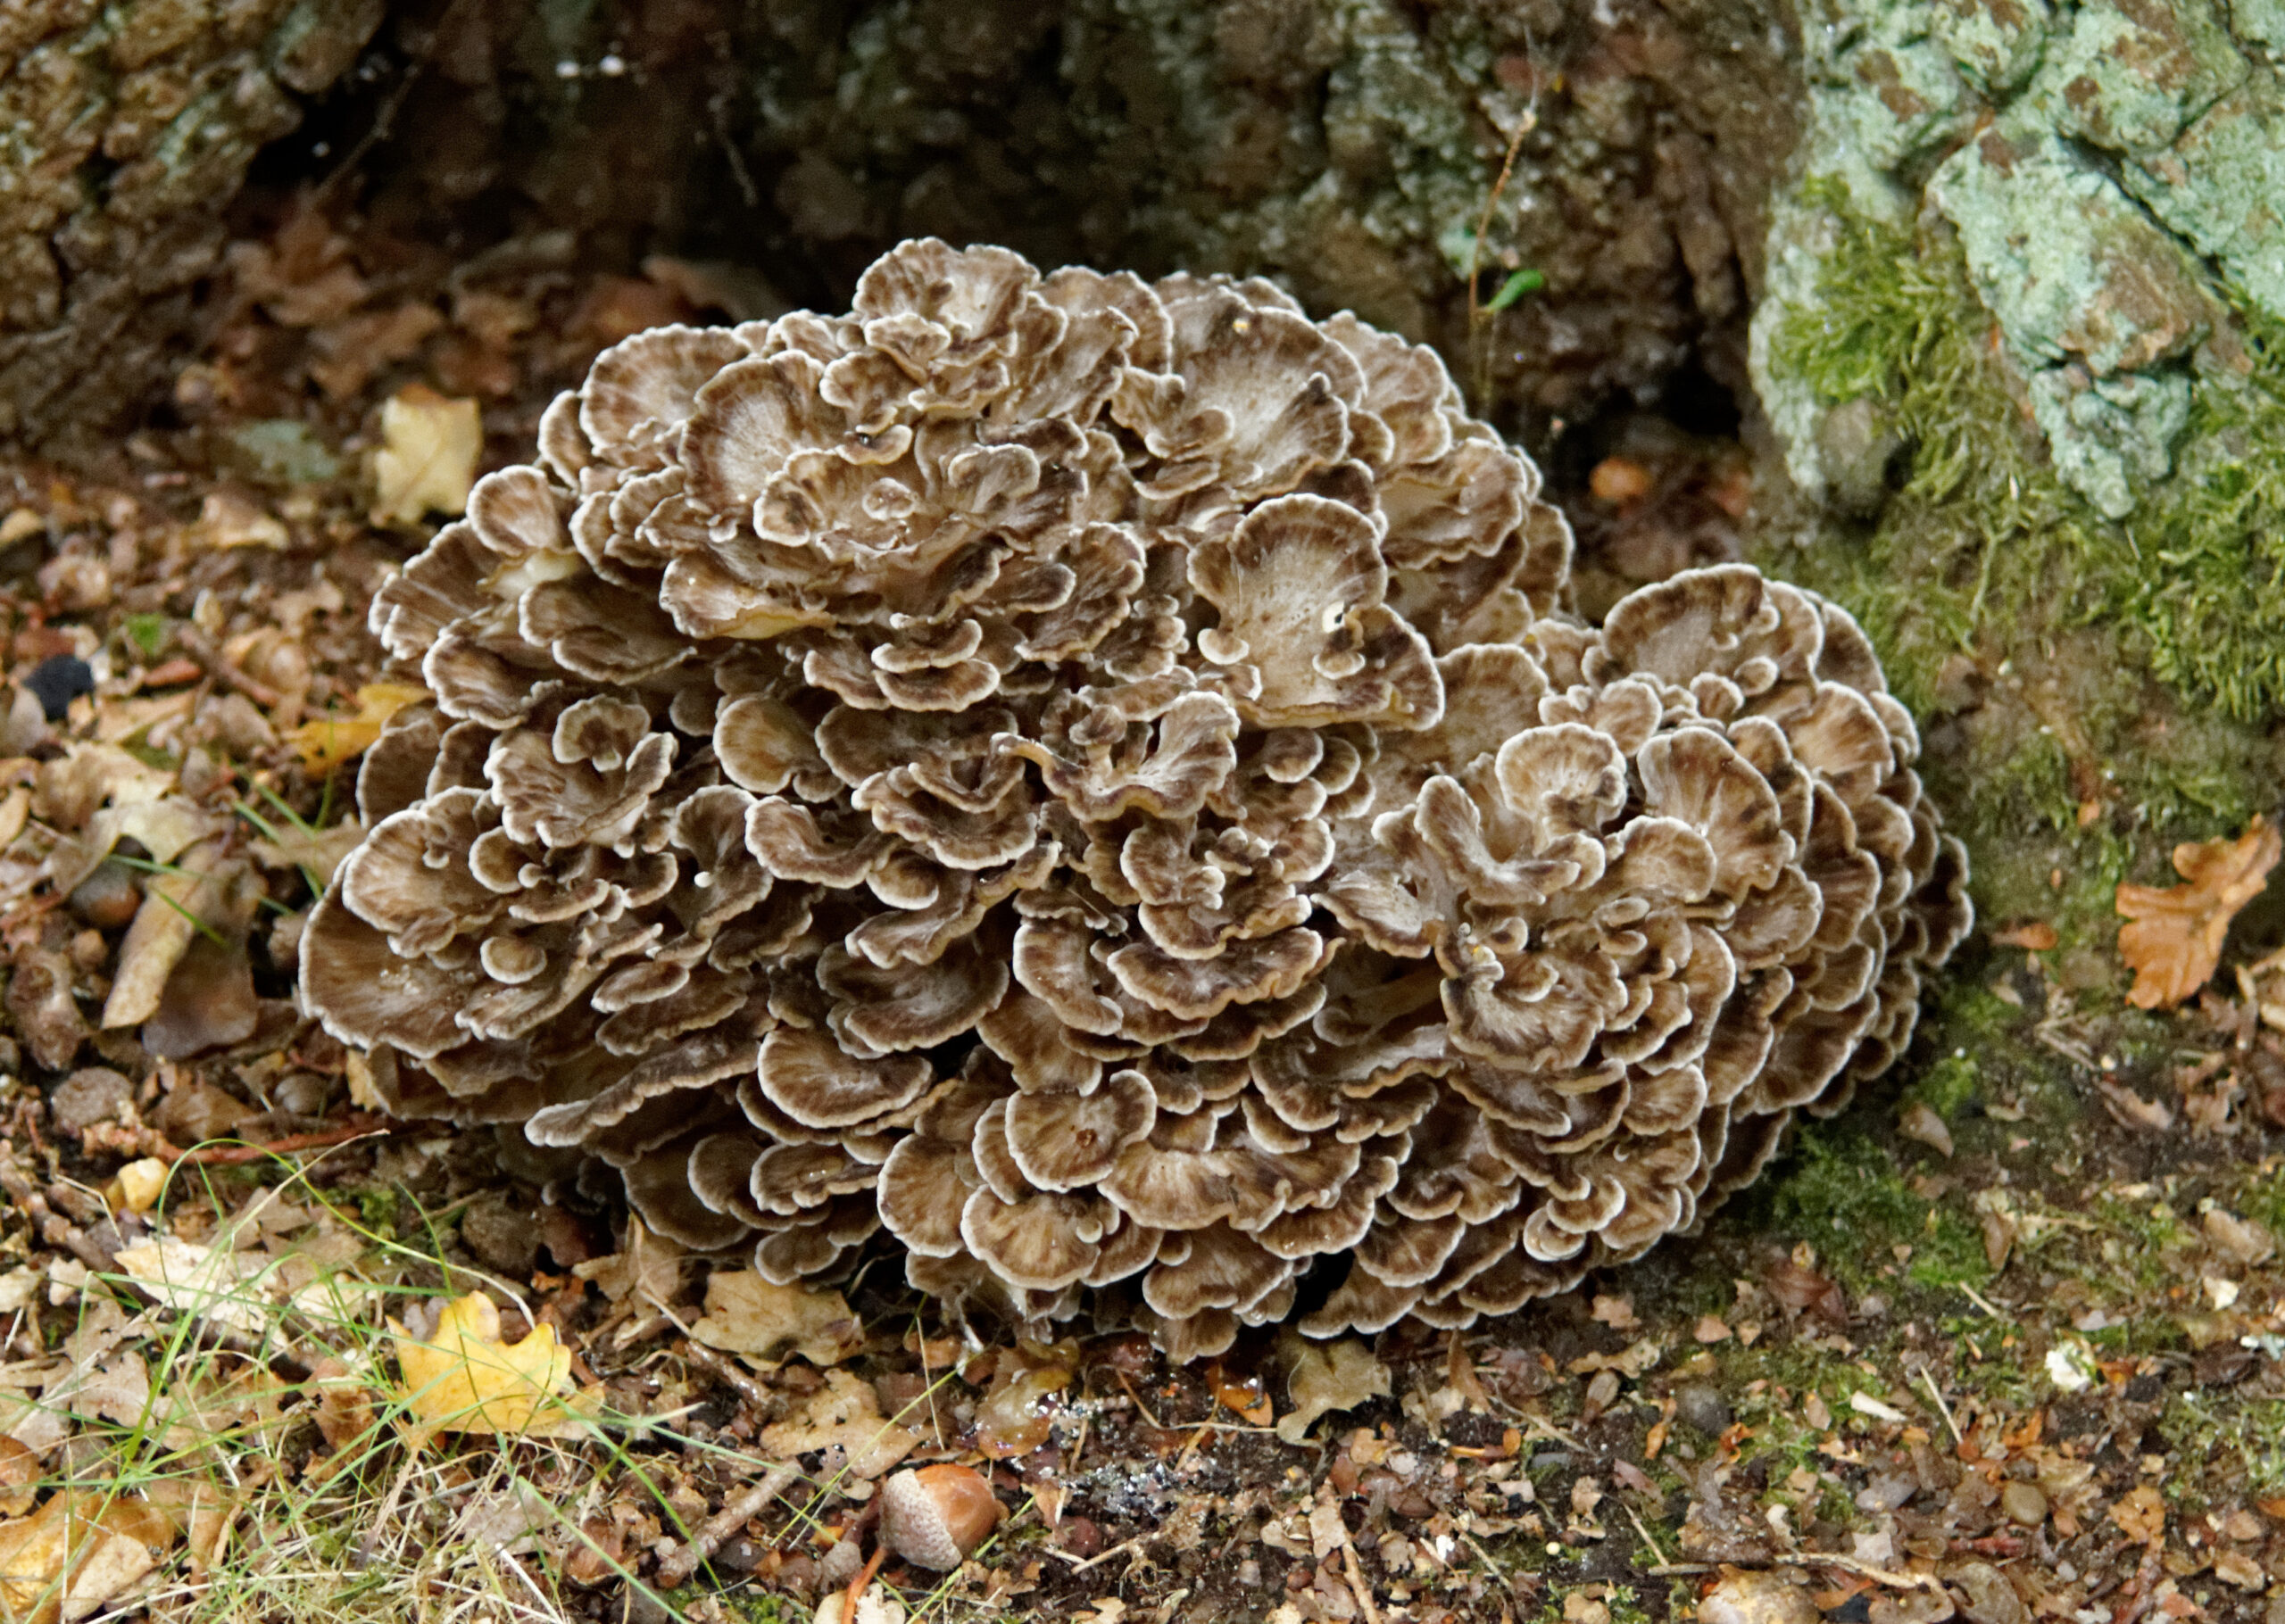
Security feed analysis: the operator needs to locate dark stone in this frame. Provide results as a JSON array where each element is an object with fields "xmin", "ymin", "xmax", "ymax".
[
  {"xmin": 24, "ymin": 656, "xmax": 93, "ymax": 721},
  {"xmin": 1674, "ymin": 1381, "xmax": 1732, "ymax": 1435},
  {"xmin": 460, "ymin": 1189, "xmax": 542, "ymax": 1276}
]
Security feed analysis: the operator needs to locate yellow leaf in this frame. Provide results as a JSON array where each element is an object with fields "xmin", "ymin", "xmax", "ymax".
[
  {"xmin": 2115, "ymin": 816, "xmax": 2281, "ymax": 1008},
  {"xmin": 370, "ymin": 385, "xmax": 481, "ymax": 525},
  {"xmin": 0, "ymin": 1491, "xmax": 179, "ymax": 1624},
  {"xmin": 388, "ymin": 1292, "xmax": 596, "ymax": 1446},
  {"xmin": 286, "ymin": 683, "xmax": 428, "ymax": 773}
]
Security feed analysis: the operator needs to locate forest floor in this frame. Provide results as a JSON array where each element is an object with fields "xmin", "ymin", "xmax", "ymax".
[{"xmin": 0, "ymin": 198, "xmax": 2278, "ymax": 1624}]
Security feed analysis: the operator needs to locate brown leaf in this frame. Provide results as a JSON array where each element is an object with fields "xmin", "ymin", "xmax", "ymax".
[
  {"xmin": 2110, "ymin": 1483, "xmax": 2165, "ymax": 1545},
  {"xmin": 0, "ymin": 1491, "xmax": 180, "ymax": 1624},
  {"xmin": 1991, "ymin": 921, "xmax": 2057, "ymax": 950},
  {"xmin": 2116, "ymin": 817, "xmax": 2281, "ymax": 1009}
]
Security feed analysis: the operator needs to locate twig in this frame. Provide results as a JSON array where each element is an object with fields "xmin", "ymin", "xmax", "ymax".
[
  {"xmin": 839, "ymin": 1540, "xmax": 887, "ymax": 1624},
  {"xmin": 1774, "ymin": 1551, "xmax": 1948, "ymax": 1593},
  {"xmin": 1916, "ymin": 1365, "xmax": 1962, "ymax": 1446},
  {"xmin": 166, "ymin": 1116, "xmax": 390, "ymax": 1164},
  {"xmin": 1467, "ymin": 113, "xmax": 1536, "ymax": 408},
  {"xmin": 657, "ymin": 1461, "xmax": 801, "ymax": 1587},
  {"xmin": 1116, "ymin": 1371, "xmax": 1170, "ymax": 1432},
  {"xmin": 1619, "ymin": 1499, "xmax": 1669, "ymax": 1570},
  {"xmin": 1340, "ymin": 1534, "xmax": 1387, "ymax": 1624},
  {"xmin": 677, "ymin": 1338, "xmax": 772, "ymax": 1409},
  {"xmin": 1957, "ymin": 1282, "xmax": 2009, "ymax": 1321},
  {"xmin": 175, "ymin": 625, "xmax": 281, "ymax": 710},
  {"xmin": 1047, "ymin": 1534, "xmax": 1150, "ymax": 1574}
]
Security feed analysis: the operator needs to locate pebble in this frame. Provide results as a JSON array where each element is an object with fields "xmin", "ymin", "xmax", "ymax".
[
  {"xmin": 1699, "ymin": 1568, "xmax": 1819, "ymax": 1624},
  {"xmin": 25, "ymin": 655, "xmax": 93, "ymax": 721},
  {"xmin": 1999, "ymin": 1479, "xmax": 2047, "ymax": 1526},
  {"xmin": 68, "ymin": 862, "xmax": 141, "ymax": 931},
  {"xmin": 1674, "ymin": 1381, "xmax": 1732, "ymax": 1436},
  {"xmin": 50, "ymin": 1067, "xmax": 132, "ymax": 1134},
  {"xmin": 1951, "ymin": 1561, "xmax": 2028, "ymax": 1624}
]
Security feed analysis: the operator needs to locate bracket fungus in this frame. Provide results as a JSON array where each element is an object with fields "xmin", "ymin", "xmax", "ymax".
[{"xmin": 304, "ymin": 240, "xmax": 1971, "ymax": 1360}]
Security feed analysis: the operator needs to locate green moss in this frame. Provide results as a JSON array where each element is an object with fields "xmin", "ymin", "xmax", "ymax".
[
  {"xmin": 2234, "ymin": 1164, "xmax": 2285, "ymax": 1239},
  {"xmin": 2160, "ymin": 1392, "xmax": 2285, "ymax": 1502},
  {"xmin": 2129, "ymin": 300, "xmax": 2285, "ymax": 719},
  {"xmin": 1760, "ymin": 188, "xmax": 2280, "ymax": 930},
  {"xmin": 1736, "ymin": 1121, "xmax": 1992, "ymax": 1293},
  {"xmin": 1907, "ymin": 1052, "xmax": 1980, "ymax": 1120}
]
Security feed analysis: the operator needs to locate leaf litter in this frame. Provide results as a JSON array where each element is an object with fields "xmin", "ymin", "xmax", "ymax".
[{"xmin": 0, "ymin": 189, "xmax": 2282, "ymax": 1624}]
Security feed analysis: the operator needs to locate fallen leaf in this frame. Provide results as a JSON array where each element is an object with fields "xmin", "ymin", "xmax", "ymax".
[
  {"xmin": 2116, "ymin": 817, "xmax": 2281, "ymax": 1008},
  {"xmin": 1207, "ymin": 1361, "xmax": 1275, "ymax": 1426},
  {"xmin": 759, "ymin": 1368, "xmax": 918, "ymax": 1479},
  {"xmin": 194, "ymin": 490, "xmax": 288, "ymax": 550},
  {"xmin": 0, "ymin": 1490, "xmax": 179, "ymax": 1624},
  {"xmin": 1590, "ymin": 1294, "xmax": 1639, "ymax": 1332},
  {"xmin": 1275, "ymin": 1333, "xmax": 1391, "ymax": 1446},
  {"xmin": 100, "ymin": 841, "xmax": 240, "ymax": 1031},
  {"xmin": 2097, "ymin": 1077, "xmax": 2173, "ymax": 1133},
  {"xmin": 247, "ymin": 819, "xmax": 366, "ymax": 889},
  {"xmin": 389, "ymin": 1292, "xmax": 598, "ymax": 1445},
  {"xmin": 112, "ymin": 1238, "xmax": 269, "ymax": 1337},
  {"xmin": 285, "ymin": 683, "xmax": 428, "ymax": 772},
  {"xmin": 0, "ymin": 1440, "xmax": 33, "ymax": 1518},
  {"xmin": 2212, "ymin": 1549, "xmax": 2265, "ymax": 1590},
  {"xmin": 688, "ymin": 1271, "xmax": 858, "ymax": 1366},
  {"xmin": 308, "ymin": 1357, "xmax": 378, "ymax": 1455},
  {"xmin": 1896, "ymin": 1101, "xmax": 1954, "ymax": 1157},
  {"xmin": 2111, "ymin": 1483, "xmax": 2165, "ymax": 1545},
  {"xmin": 2202, "ymin": 1207, "xmax": 2276, "ymax": 1266},
  {"xmin": 1991, "ymin": 921, "xmax": 2057, "ymax": 950},
  {"xmin": 370, "ymin": 385, "xmax": 481, "ymax": 525}
]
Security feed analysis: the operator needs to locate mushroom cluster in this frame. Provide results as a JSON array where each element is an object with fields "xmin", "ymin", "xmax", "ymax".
[{"xmin": 304, "ymin": 240, "xmax": 1970, "ymax": 1359}]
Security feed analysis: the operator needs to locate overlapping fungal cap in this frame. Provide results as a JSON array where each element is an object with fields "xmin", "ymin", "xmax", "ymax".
[{"xmin": 303, "ymin": 239, "xmax": 1969, "ymax": 1360}]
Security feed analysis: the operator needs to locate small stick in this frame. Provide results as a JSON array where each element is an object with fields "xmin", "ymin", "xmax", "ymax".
[
  {"xmin": 678, "ymin": 1338, "xmax": 772, "ymax": 1409},
  {"xmin": 1620, "ymin": 1499, "xmax": 1669, "ymax": 1570},
  {"xmin": 1916, "ymin": 1365, "xmax": 1962, "ymax": 1446},
  {"xmin": 839, "ymin": 1538, "xmax": 886, "ymax": 1624},
  {"xmin": 1048, "ymin": 1534, "xmax": 1150, "ymax": 1574},
  {"xmin": 1340, "ymin": 1535, "xmax": 1386, "ymax": 1624},
  {"xmin": 168, "ymin": 1116, "xmax": 390, "ymax": 1165},
  {"xmin": 176, "ymin": 625, "xmax": 282, "ymax": 710},
  {"xmin": 656, "ymin": 1462, "xmax": 800, "ymax": 1588}
]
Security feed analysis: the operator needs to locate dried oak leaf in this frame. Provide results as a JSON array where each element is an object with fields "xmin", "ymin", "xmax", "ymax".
[
  {"xmin": 1275, "ymin": 1330, "xmax": 1390, "ymax": 1445},
  {"xmin": 0, "ymin": 1490, "xmax": 179, "ymax": 1624},
  {"xmin": 370, "ymin": 385, "xmax": 481, "ymax": 526},
  {"xmin": 2116, "ymin": 816, "xmax": 2281, "ymax": 1009},
  {"xmin": 389, "ymin": 1292, "xmax": 598, "ymax": 1445},
  {"xmin": 758, "ymin": 1368, "xmax": 917, "ymax": 1479},
  {"xmin": 689, "ymin": 1271, "xmax": 860, "ymax": 1365}
]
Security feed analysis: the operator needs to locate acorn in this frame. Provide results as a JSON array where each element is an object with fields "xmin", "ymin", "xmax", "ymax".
[{"xmin": 879, "ymin": 1464, "xmax": 1002, "ymax": 1570}]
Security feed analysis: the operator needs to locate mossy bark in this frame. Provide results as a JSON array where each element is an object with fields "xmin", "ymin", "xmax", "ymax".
[{"xmin": 0, "ymin": 0, "xmax": 387, "ymax": 443}]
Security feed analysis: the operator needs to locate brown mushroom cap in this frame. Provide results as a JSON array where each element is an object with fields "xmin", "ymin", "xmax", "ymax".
[{"xmin": 306, "ymin": 240, "xmax": 1967, "ymax": 1358}]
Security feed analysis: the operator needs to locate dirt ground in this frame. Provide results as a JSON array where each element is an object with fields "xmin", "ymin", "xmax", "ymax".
[{"xmin": 0, "ymin": 192, "xmax": 2281, "ymax": 1624}]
